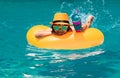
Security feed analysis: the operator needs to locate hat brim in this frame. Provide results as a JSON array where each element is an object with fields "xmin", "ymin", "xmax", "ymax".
[{"xmin": 50, "ymin": 20, "xmax": 70, "ymax": 25}]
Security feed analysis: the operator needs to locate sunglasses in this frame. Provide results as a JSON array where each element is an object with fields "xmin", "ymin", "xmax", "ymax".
[{"xmin": 52, "ymin": 24, "xmax": 69, "ymax": 31}]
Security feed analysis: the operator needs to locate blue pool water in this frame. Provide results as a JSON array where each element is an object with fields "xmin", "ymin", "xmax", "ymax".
[{"xmin": 0, "ymin": 0, "xmax": 120, "ymax": 78}]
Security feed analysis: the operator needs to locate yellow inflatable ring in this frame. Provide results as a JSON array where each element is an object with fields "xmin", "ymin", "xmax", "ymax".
[{"xmin": 26, "ymin": 25, "xmax": 104, "ymax": 50}]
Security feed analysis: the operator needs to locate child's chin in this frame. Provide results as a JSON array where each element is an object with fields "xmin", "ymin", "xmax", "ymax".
[
  {"xmin": 58, "ymin": 33, "xmax": 65, "ymax": 35},
  {"xmin": 56, "ymin": 32, "xmax": 66, "ymax": 35}
]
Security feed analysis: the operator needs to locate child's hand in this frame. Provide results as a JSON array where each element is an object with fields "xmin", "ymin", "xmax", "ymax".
[{"xmin": 82, "ymin": 24, "xmax": 87, "ymax": 30}]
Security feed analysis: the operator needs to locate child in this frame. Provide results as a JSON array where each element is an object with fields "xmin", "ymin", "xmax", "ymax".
[{"xmin": 35, "ymin": 13, "xmax": 94, "ymax": 38}]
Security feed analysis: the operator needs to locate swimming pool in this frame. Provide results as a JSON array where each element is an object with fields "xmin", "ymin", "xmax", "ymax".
[{"xmin": 0, "ymin": 0, "xmax": 120, "ymax": 78}]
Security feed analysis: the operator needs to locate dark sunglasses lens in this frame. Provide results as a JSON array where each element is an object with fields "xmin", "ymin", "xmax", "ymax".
[
  {"xmin": 53, "ymin": 26, "xmax": 59, "ymax": 31},
  {"xmin": 62, "ymin": 26, "xmax": 68, "ymax": 31}
]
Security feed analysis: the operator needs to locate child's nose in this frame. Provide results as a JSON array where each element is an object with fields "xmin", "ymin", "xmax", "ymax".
[{"xmin": 59, "ymin": 26, "xmax": 62, "ymax": 30}]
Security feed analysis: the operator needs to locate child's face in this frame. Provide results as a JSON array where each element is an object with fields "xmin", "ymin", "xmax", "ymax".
[{"xmin": 52, "ymin": 23, "xmax": 70, "ymax": 35}]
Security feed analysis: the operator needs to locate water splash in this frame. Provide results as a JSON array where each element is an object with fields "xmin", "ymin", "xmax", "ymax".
[
  {"xmin": 50, "ymin": 50, "xmax": 104, "ymax": 62},
  {"xmin": 63, "ymin": 0, "xmax": 118, "ymax": 31},
  {"xmin": 23, "ymin": 73, "xmax": 57, "ymax": 78},
  {"xmin": 59, "ymin": 1, "xmax": 74, "ymax": 13},
  {"xmin": 60, "ymin": 2, "xmax": 65, "ymax": 12},
  {"xmin": 26, "ymin": 45, "xmax": 104, "ymax": 63}
]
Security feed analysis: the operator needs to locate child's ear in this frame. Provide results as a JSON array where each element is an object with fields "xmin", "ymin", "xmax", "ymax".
[{"xmin": 50, "ymin": 22, "xmax": 53, "ymax": 24}]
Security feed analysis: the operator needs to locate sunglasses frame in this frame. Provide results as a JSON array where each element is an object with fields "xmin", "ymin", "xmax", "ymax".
[{"xmin": 52, "ymin": 24, "xmax": 69, "ymax": 31}]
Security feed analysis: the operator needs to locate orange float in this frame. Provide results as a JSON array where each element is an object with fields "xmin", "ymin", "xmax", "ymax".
[{"xmin": 26, "ymin": 25, "xmax": 104, "ymax": 50}]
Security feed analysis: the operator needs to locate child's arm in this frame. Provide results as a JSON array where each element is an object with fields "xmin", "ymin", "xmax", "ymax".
[
  {"xmin": 81, "ymin": 15, "xmax": 94, "ymax": 30},
  {"xmin": 35, "ymin": 28, "xmax": 52, "ymax": 38},
  {"xmin": 86, "ymin": 15, "xmax": 94, "ymax": 28}
]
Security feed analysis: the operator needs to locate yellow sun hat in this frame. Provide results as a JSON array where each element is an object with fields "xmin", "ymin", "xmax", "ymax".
[
  {"xmin": 53, "ymin": 12, "xmax": 69, "ymax": 21},
  {"xmin": 51, "ymin": 12, "xmax": 70, "ymax": 24}
]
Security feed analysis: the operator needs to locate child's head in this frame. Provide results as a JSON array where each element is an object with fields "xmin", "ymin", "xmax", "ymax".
[{"xmin": 51, "ymin": 13, "xmax": 72, "ymax": 35}]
